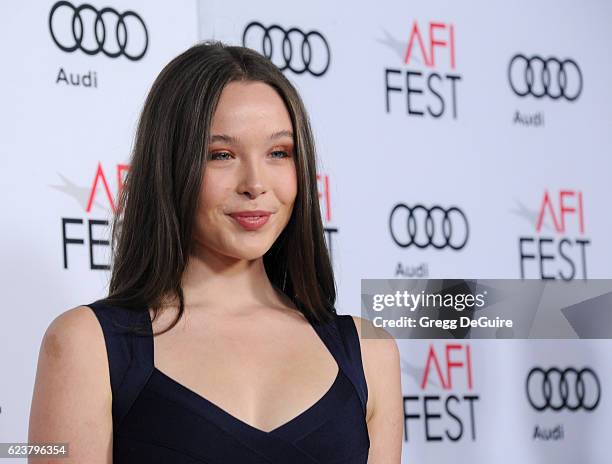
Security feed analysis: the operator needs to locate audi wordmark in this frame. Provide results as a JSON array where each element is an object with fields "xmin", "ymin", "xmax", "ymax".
[
  {"xmin": 508, "ymin": 54, "xmax": 582, "ymax": 101},
  {"xmin": 389, "ymin": 204, "xmax": 469, "ymax": 250},
  {"xmin": 242, "ymin": 21, "xmax": 330, "ymax": 76},
  {"xmin": 526, "ymin": 367, "xmax": 601, "ymax": 412},
  {"xmin": 49, "ymin": 1, "xmax": 148, "ymax": 60}
]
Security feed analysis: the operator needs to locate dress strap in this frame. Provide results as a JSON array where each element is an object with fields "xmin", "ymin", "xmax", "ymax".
[
  {"xmin": 87, "ymin": 301, "xmax": 154, "ymax": 429},
  {"xmin": 312, "ymin": 314, "xmax": 368, "ymax": 416}
]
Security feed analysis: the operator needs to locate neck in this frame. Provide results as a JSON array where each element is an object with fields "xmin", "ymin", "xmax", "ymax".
[{"xmin": 168, "ymin": 241, "xmax": 288, "ymax": 317}]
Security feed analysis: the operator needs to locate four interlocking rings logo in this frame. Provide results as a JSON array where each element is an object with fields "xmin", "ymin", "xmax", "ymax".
[
  {"xmin": 48, "ymin": 1, "xmax": 149, "ymax": 60},
  {"xmin": 508, "ymin": 54, "xmax": 583, "ymax": 101},
  {"xmin": 242, "ymin": 21, "xmax": 330, "ymax": 77},
  {"xmin": 388, "ymin": 204, "xmax": 469, "ymax": 250},
  {"xmin": 526, "ymin": 367, "xmax": 601, "ymax": 412}
]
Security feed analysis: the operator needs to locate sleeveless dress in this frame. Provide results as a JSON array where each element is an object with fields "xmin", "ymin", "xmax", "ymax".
[{"xmin": 87, "ymin": 300, "xmax": 370, "ymax": 463}]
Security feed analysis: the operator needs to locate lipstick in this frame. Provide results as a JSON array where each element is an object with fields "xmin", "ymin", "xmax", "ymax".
[{"xmin": 228, "ymin": 211, "xmax": 271, "ymax": 231}]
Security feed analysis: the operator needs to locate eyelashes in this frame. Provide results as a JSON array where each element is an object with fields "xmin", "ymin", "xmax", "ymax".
[
  {"xmin": 207, "ymin": 150, "xmax": 293, "ymax": 161},
  {"xmin": 270, "ymin": 150, "xmax": 292, "ymax": 159},
  {"xmin": 208, "ymin": 152, "xmax": 232, "ymax": 161}
]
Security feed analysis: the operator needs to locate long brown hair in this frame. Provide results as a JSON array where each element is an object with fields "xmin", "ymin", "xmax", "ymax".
[{"xmin": 96, "ymin": 40, "xmax": 336, "ymax": 335}]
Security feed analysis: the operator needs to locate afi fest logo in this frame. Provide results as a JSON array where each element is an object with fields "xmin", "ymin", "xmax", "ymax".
[
  {"xmin": 383, "ymin": 20, "xmax": 461, "ymax": 119},
  {"xmin": 317, "ymin": 173, "xmax": 338, "ymax": 267},
  {"xmin": 55, "ymin": 162, "xmax": 128, "ymax": 270},
  {"xmin": 404, "ymin": 344, "xmax": 479, "ymax": 442},
  {"xmin": 517, "ymin": 190, "xmax": 590, "ymax": 280}
]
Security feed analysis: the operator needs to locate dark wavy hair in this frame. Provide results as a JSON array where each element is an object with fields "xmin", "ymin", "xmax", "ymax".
[{"xmin": 96, "ymin": 40, "xmax": 336, "ymax": 335}]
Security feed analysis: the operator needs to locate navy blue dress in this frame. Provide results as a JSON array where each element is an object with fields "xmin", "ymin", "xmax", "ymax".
[{"xmin": 87, "ymin": 301, "xmax": 370, "ymax": 463}]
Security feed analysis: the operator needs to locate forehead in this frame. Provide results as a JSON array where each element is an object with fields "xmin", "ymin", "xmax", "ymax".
[{"xmin": 210, "ymin": 81, "xmax": 293, "ymax": 132}]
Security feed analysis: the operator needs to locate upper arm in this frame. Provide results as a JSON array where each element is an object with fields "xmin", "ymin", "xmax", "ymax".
[
  {"xmin": 351, "ymin": 315, "xmax": 403, "ymax": 463},
  {"xmin": 28, "ymin": 306, "xmax": 113, "ymax": 464}
]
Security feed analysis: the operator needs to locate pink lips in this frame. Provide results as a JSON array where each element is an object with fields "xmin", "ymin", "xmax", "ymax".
[{"xmin": 228, "ymin": 210, "xmax": 272, "ymax": 231}]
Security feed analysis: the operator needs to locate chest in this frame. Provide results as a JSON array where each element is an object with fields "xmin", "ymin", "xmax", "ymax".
[
  {"xmin": 96, "ymin": 304, "xmax": 371, "ymax": 463},
  {"xmin": 151, "ymin": 313, "xmax": 340, "ymax": 433}
]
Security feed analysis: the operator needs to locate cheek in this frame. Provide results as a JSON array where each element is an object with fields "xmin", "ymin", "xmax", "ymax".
[
  {"xmin": 199, "ymin": 171, "xmax": 230, "ymax": 217},
  {"xmin": 276, "ymin": 166, "xmax": 298, "ymax": 205}
]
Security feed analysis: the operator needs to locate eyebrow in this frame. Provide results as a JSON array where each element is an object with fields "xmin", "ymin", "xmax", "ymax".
[{"xmin": 209, "ymin": 130, "xmax": 294, "ymax": 144}]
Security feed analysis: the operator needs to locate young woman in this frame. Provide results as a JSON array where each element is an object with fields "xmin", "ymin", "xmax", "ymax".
[{"xmin": 29, "ymin": 41, "xmax": 403, "ymax": 463}]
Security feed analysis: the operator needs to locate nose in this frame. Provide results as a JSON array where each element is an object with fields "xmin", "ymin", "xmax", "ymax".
[{"xmin": 238, "ymin": 155, "xmax": 267, "ymax": 199}]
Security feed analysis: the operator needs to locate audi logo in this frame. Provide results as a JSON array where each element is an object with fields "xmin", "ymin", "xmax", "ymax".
[
  {"xmin": 388, "ymin": 204, "xmax": 469, "ymax": 250},
  {"xmin": 526, "ymin": 367, "xmax": 601, "ymax": 412},
  {"xmin": 242, "ymin": 21, "xmax": 330, "ymax": 77},
  {"xmin": 508, "ymin": 54, "xmax": 583, "ymax": 101},
  {"xmin": 48, "ymin": 1, "xmax": 149, "ymax": 61}
]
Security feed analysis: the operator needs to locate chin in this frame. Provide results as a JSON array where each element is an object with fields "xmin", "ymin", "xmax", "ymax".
[
  {"xmin": 233, "ymin": 252, "xmax": 268, "ymax": 261},
  {"xmin": 228, "ymin": 244, "xmax": 273, "ymax": 261}
]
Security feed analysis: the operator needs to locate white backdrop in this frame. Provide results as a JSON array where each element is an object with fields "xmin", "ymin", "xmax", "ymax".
[{"xmin": 1, "ymin": 1, "xmax": 610, "ymax": 462}]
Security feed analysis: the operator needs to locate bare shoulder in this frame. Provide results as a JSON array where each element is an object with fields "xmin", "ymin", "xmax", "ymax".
[
  {"xmin": 349, "ymin": 315, "xmax": 403, "ymax": 461},
  {"xmin": 47, "ymin": 305, "xmax": 105, "ymax": 345},
  {"xmin": 39, "ymin": 306, "xmax": 108, "ymax": 373},
  {"xmin": 349, "ymin": 315, "xmax": 400, "ymax": 361},
  {"xmin": 28, "ymin": 305, "xmax": 112, "ymax": 463},
  {"xmin": 348, "ymin": 315, "xmax": 401, "ymax": 403}
]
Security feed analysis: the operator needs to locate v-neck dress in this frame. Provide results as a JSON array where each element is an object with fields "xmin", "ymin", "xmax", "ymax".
[{"xmin": 87, "ymin": 301, "xmax": 370, "ymax": 463}]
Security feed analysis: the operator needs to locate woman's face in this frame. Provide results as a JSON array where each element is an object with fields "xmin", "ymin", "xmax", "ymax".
[{"xmin": 193, "ymin": 80, "xmax": 298, "ymax": 261}]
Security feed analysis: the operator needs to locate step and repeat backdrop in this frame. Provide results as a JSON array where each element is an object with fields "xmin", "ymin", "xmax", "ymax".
[{"xmin": 1, "ymin": 0, "xmax": 611, "ymax": 462}]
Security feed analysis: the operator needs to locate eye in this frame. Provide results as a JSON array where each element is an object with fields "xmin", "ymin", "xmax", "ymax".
[
  {"xmin": 209, "ymin": 151, "xmax": 232, "ymax": 161},
  {"xmin": 270, "ymin": 150, "xmax": 292, "ymax": 159}
]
